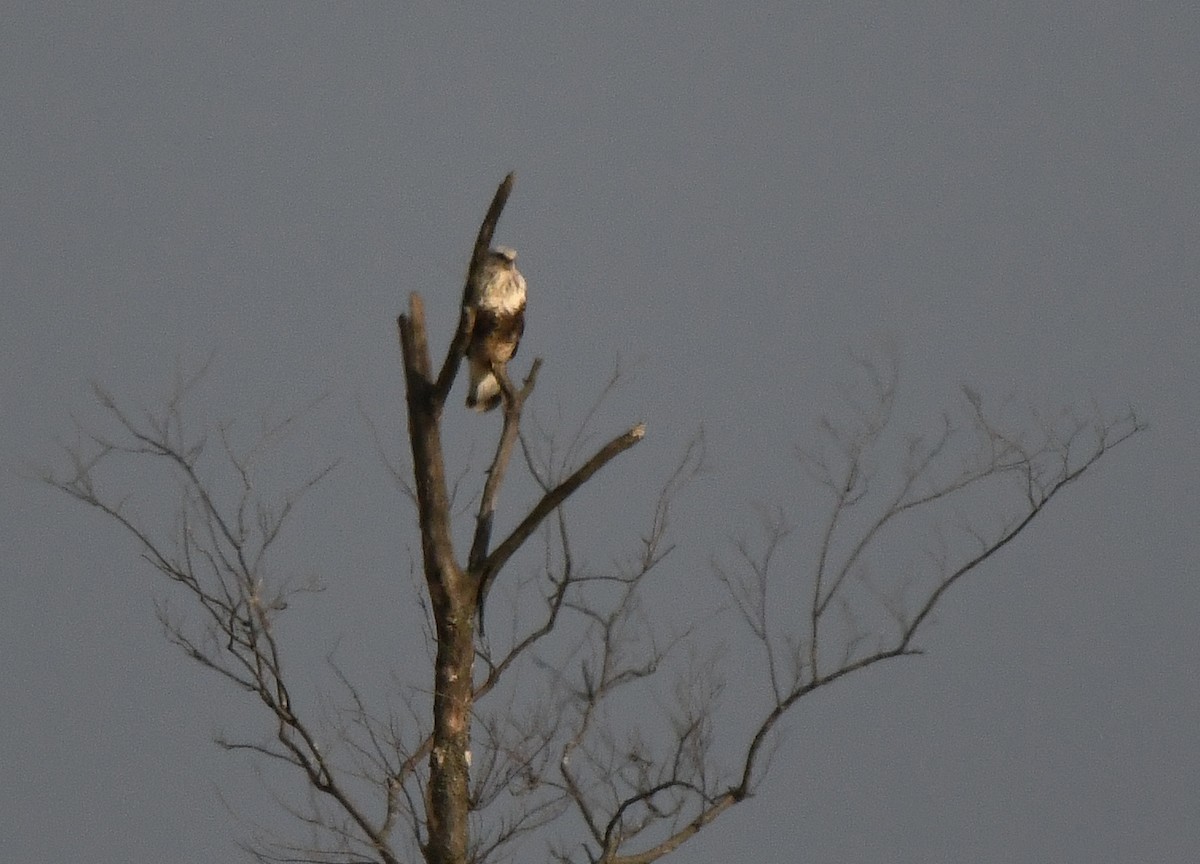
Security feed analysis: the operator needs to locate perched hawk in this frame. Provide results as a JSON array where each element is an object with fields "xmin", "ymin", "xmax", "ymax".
[{"xmin": 466, "ymin": 246, "xmax": 526, "ymax": 412}]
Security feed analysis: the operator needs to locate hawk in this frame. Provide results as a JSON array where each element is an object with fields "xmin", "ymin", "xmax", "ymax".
[{"xmin": 466, "ymin": 246, "xmax": 527, "ymax": 412}]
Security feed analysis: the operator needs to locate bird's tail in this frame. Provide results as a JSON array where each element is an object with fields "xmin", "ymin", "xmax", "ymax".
[{"xmin": 466, "ymin": 359, "xmax": 502, "ymax": 412}]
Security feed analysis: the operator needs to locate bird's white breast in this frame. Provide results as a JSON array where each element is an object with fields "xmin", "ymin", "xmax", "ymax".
[{"xmin": 480, "ymin": 269, "xmax": 526, "ymax": 314}]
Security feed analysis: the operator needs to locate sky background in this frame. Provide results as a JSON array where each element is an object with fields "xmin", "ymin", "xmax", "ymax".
[{"xmin": 3, "ymin": 2, "xmax": 1198, "ymax": 862}]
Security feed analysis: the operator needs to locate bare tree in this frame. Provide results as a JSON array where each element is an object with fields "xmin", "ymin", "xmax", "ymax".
[{"xmin": 49, "ymin": 176, "xmax": 1142, "ymax": 864}]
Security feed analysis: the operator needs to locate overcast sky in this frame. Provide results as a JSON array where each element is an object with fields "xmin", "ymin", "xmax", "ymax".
[{"xmin": 3, "ymin": 3, "xmax": 1198, "ymax": 862}]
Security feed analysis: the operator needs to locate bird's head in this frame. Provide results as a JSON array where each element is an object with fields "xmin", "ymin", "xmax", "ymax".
[{"xmin": 493, "ymin": 246, "xmax": 518, "ymax": 263}]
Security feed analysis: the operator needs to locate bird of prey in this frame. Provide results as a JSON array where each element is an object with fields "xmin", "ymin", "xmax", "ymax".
[{"xmin": 466, "ymin": 246, "xmax": 526, "ymax": 412}]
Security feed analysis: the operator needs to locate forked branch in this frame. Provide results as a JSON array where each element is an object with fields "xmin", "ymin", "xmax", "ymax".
[
  {"xmin": 477, "ymin": 422, "xmax": 647, "ymax": 607},
  {"xmin": 563, "ymin": 391, "xmax": 1141, "ymax": 864}
]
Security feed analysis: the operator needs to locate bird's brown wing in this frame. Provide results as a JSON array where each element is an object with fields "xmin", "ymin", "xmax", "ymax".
[{"xmin": 472, "ymin": 303, "xmax": 525, "ymax": 363}]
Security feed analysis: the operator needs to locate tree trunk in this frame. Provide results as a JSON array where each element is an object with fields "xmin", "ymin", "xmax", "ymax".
[
  {"xmin": 398, "ymin": 295, "xmax": 475, "ymax": 864},
  {"xmin": 426, "ymin": 597, "xmax": 475, "ymax": 864}
]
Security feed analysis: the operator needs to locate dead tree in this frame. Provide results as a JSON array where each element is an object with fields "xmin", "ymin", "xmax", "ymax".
[
  {"xmin": 48, "ymin": 176, "xmax": 1142, "ymax": 864},
  {"xmin": 396, "ymin": 174, "xmax": 644, "ymax": 864}
]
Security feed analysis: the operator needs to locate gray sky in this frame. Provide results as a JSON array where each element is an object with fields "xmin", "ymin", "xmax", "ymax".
[{"xmin": 3, "ymin": 3, "xmax": 1198, "ymax": 862}]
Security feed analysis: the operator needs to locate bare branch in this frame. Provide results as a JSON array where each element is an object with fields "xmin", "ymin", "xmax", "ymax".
[
  {"xmin": 432, "ymin": 173, "xmax": 515, "ymax": 403},
  {"xmin": 478, "ymin": 423, "xmax": 647, "ymax": 603},
  {"xmin": 899, "ymin": 408, "xmax": 1143, "ymax": 647},
  {"xmin": 470, "ymin": 359, "xmax": 544, "ymax": 581},
  {"xmin": 48, "ymin": 379, "xmax": 410, "ymax": 864}
]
